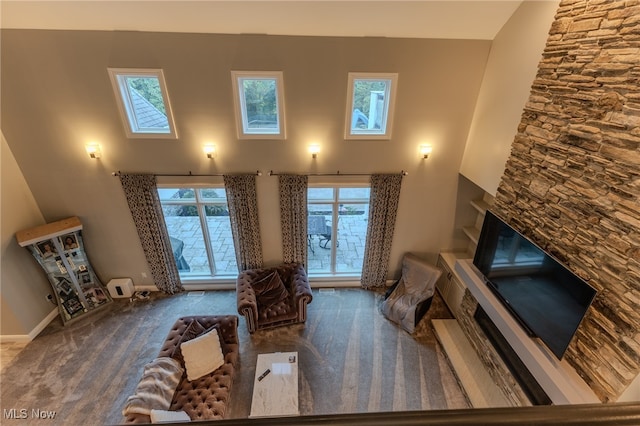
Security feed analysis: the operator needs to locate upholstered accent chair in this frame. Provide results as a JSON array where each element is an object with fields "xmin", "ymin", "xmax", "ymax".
[
  {"xmin": 381, "ymin": 253, "xmax": 442, "ymax": 333},
  {"xmin": 236, "ymin": 263, "xmax": 313, "ymax": 333}
]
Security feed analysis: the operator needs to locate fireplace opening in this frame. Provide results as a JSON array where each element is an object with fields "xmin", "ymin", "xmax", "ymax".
[{"xmin": 474, "ymin": 305, "xmax": 552, "ymax": 405}]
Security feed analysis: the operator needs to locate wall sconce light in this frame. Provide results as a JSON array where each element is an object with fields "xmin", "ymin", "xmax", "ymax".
[
  {"xmin": 309, "ymin": 144, "xmax": 320, "ymax": 159},
  {"xmin": 85, "ymin": 142, "xmax": 101, "ymax": 159},
  {"xmin": 420, "ymin": 144, "xmax": 433, "ymax": 159},
  {"xmin": 203, "ymin": 143, "xmax": 217, "ymax": 159}
]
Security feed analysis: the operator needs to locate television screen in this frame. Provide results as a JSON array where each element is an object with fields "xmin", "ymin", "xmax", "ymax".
[{"xmin": 473, "ymin": 211, "xmax": 597, "ymax": 360}]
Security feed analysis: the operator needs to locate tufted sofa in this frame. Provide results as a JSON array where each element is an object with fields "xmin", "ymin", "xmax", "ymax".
[
  {"xmin": 237, "ymin": 263, "xmax": 313, "ymax": 333},
  {"xmin": 124, "ymin": 315, "xmax": 239, "ymax": 423}
]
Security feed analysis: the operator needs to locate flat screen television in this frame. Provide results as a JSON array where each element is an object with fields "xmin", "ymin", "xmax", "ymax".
[{"xmin": 473, "ymin": 210, "xmax": 597, "ymax": 360}]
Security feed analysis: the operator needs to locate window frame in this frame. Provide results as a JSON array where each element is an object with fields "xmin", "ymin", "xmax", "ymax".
[
  {"xmin": 307, "ymin": 184, "xmax": 370, "ymax": 277},
  {"xmin": 157, "ymin": 185, "xmax": 236, "ymax": 280},
  {"xmin": 344, "ymin": 72, "xmax": 398, "ymax": 140},
  {"xmin": 231, "ymin": 71, "xmax": 286, "ymax": 140},
  {"xmin": 108, "ymin": 68, "xmax": 178, "ymax": 139}
]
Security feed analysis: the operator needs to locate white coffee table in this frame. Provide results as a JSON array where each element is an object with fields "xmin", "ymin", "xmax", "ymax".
[{"xmin": 249, "ymin": 351, "xmax": 299, "ymax": 418}]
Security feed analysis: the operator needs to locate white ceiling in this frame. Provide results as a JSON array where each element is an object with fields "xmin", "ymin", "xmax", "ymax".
[{"xmin": 0, "ymin": 1, "xmax": 524, "ymax": 40}]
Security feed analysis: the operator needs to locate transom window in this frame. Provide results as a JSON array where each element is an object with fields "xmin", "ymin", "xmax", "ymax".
[
  {"xmin": 345, "ymin": 72, "xmax": 398, "ymax": 140},
  {"xmin": 108, "ymin": 68, "xmax": 177, "ymax": 138},
  {"xmin": 231, "ymin": 71, "xmax": 286, "ymax": 139},
  {"xmin": 158, "ymin": 187, "xmax": 237, "ymax": 279},
  {"xmin": 307, "ymin": 186, "xmax": 370, "ymax": 275}
]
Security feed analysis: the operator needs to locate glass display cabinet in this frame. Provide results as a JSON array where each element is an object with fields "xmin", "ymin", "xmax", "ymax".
[{"xmin": 16, "ymin": 216, "xmax": 112, "ymax": 325}]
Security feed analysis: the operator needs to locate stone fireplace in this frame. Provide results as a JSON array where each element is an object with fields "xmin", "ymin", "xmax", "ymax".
[
  {"xmin": 454, "ymin": 259, "xmax": 600, "ymax": 405},
  {"xmin": 473, "ymin": 305, "xmax": 551, "ymax": 405},
  {"xmin": 459, "ymin": 0, "xmax": 640, "ymax": 403}
]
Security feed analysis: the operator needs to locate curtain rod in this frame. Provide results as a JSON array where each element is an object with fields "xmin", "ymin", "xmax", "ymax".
[
  {"xmin": 111, "ymin": 170, "xmax": 262, "ymax": 177},
  {"xmin": 268, "ymin": 170, "xmax": 408, "ymax": 177}
]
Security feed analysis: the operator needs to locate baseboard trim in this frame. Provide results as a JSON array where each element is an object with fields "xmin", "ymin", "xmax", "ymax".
[
  {"xmin": 0, "ymin": 335, "xmax": 31, "ymax": 344},
  {"xmin": 133, "ymin": 285, "xmax": 160, "ymax": 292},
  {"xmin": 29, "ymin": 308, "xmax": 59, "ymax": 340},
  {"xmin": 311, "ymin": 280, "xmax": 362, "ymax": 288},
  {"xmin": 0, "ymin": 307, "xmax": 58, "ymax": 343},
  {"xmin": 181, "ymin": 283, "xmax": 235, "ymax": 291}
]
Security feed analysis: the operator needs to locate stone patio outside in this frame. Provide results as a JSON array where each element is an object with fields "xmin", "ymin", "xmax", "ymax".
[{"xmin": 165, "ymin": 212, "xmax": 368, "ymax": 278}]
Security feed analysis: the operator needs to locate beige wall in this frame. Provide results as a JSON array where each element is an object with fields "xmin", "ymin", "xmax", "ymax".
[
  {"xmin": 1, "ymin": 30, "xmax": 491, "ymax": 297},
  {"xmin": 1, "ymin": 133, "xmax": 53, "ymax": 336},
  {"xmin": 460, "ymin": 0, "xmax": 558, "ymax": 195}
]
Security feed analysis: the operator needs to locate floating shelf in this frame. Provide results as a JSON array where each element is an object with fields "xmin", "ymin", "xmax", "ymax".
[
  {"xmin": 463, "ymin": 226, "xmax": 480, "ymax": 245},
  {"xmin": 470, "ymin": 198, "xmax": 491, "ymax": 215}
]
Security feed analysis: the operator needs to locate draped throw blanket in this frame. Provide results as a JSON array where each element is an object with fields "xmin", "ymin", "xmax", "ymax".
[
  {"xmin": 122, "ymin": 357, "xmax": 184, "ymax": 416},
  {"xmin": 223, "ymin": 174, "xmax": 263, "ymax": 271},
  {"xmin": 119, "ymin": 174, "xmax": 182, "ymax": 294},
  {"xmin": 361, "ymin": 174, "xmax": 403, "ymax": 288},
  {"xmin": 278, "ymin": 175, "xmax": 308, "ymax": 267}
]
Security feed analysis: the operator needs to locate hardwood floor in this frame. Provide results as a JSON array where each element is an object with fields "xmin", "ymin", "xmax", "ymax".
[
  {"xmin": 0, "ymin": 341, "xmax": 28, "ymax": 372},
  {"xmin": 0, "ymin": 288, "xmax": 469, "ymax": 425}
]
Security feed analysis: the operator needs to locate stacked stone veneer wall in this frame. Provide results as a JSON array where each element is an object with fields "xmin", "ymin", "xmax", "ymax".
[
  {"xmin": 492, "ymin": 0, "xmax": 640, "ymax": 402},
  {"xmin": 458, "ymin": 290, "xmax": 532, "ymax": 406}
]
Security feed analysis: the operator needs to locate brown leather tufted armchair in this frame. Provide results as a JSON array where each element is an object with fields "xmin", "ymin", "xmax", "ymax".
[{"xmin": 236, "ymin": 263, "xmax": 313, "ymax": 333}]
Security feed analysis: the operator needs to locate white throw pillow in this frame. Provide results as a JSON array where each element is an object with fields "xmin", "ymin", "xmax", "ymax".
[
  {"xmin": 150, "ymin": 409, "xmax": 191, "ymax": 423},
  {"xmin": 180, "ymin": 327, "xmax": 225, "ymax": 381}
]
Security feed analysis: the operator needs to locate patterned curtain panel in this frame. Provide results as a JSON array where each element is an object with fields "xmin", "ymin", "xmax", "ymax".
[
  {"xmin": 278, "ymin": 174, "xmax": 308, "ymax": 267},
  {"xmin": 361, "ymin": 174, "xmax": 403, "ymax": 289},
  {"xmin": 223, "ymin": 174, "xmax": 263, "ymax": 271},
  {"xmin": 118, "ymin": 174, "xmax": 182, "ymax": 294}
]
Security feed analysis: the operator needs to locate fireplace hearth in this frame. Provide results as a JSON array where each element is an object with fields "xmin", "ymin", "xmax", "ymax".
[{"xmin": 474, "ymin": 305, "xmax": 551, "ymax": 406}]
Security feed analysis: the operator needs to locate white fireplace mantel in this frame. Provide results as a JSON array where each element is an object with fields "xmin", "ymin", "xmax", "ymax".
[{"xmin": 455, "ymin": 258, "xmax": 599, "ymax": 405}]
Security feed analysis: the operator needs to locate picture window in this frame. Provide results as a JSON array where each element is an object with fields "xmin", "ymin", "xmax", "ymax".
[
  {"xmin": 307, "ymin": 186, "xmax": 370, "ymax": 276},
  {"xmin": 158, "ymin": 187, "xmax": 236, "ymax": 280}
]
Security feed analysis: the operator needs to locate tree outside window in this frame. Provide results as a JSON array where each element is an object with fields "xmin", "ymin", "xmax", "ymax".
[
  {"xmin": 231, "ymin": 71, "xmax": 286, "ymax": 139},
  {"xmin": 242, "ymin": 79, "xmax": 277, "ymax": 129},
  {"xmin": 127, "ymin": 77, "xmax": 166, "ymax": 115}
]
